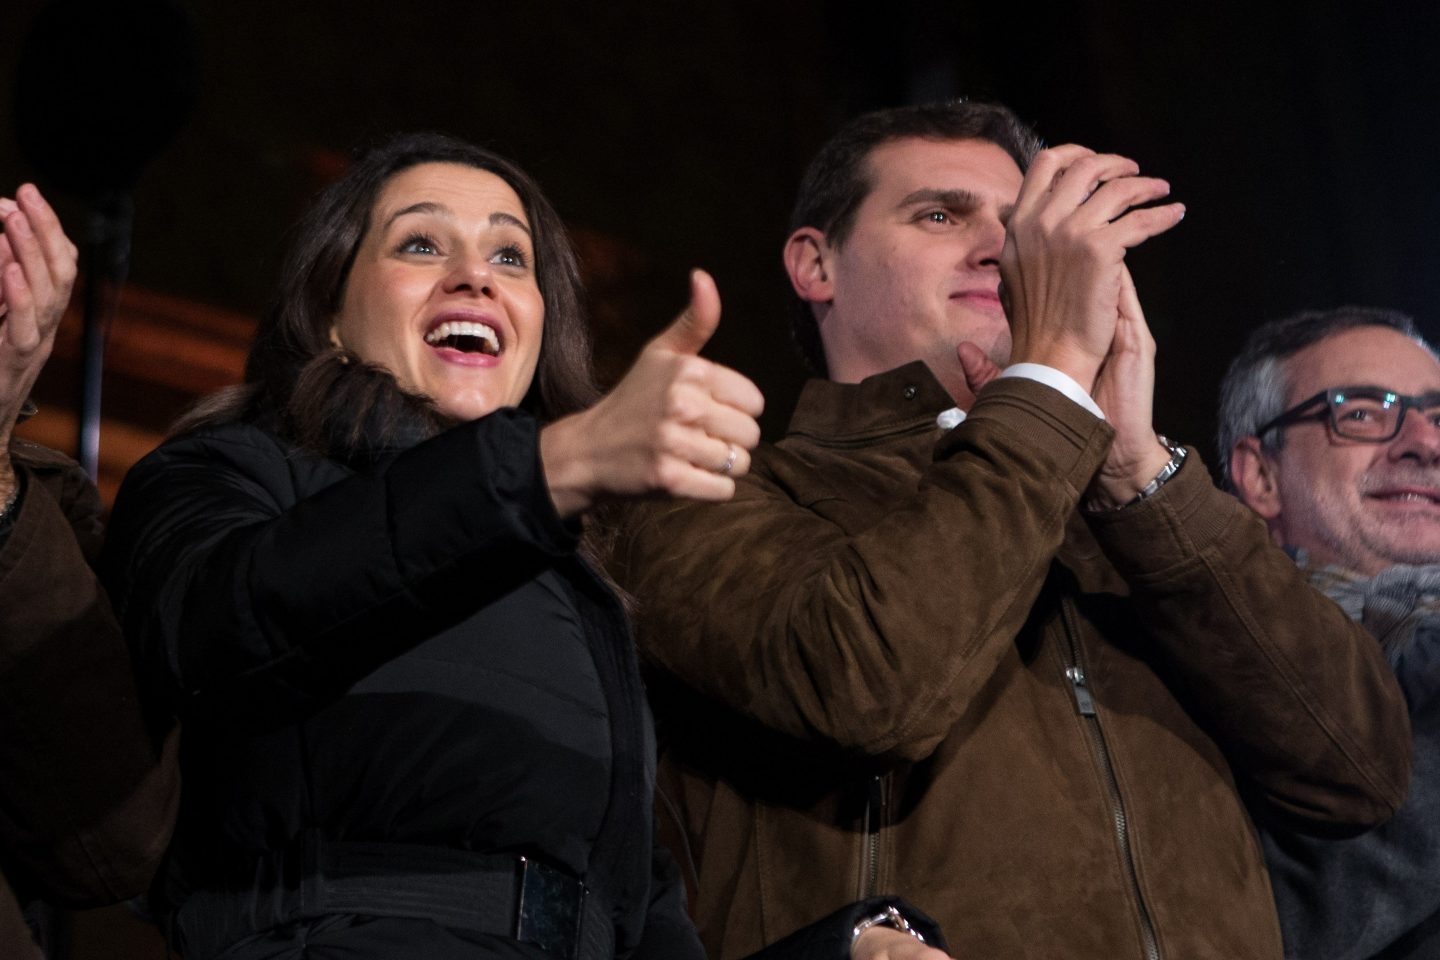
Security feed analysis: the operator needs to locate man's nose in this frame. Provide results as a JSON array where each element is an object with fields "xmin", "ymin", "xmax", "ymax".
[
  {"xmin": 1388, "ymin": 407, "xmax": 1440, "ymax": 464},
  {"xmin": 972, "ymin": 212, "xmax": 1006, "ymax": 268}
]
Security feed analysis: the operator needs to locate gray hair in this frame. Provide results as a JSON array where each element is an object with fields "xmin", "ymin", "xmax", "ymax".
[{"xmin": 1216, "ymin": 306, "xmax": 1433, "ymax": 487}]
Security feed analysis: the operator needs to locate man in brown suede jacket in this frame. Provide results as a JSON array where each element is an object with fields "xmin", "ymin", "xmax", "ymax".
[
  {"xmin": 613, "ymin": 102, "xmax": 1411, "ymax": 960},
  {"xmin": 0, "ymin": 185, "xmax": 177, "ymax": 958}
]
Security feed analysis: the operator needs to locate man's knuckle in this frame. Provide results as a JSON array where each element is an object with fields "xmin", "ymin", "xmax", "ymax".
[{"xmin": 1079, "ymin": 232, "xmax": 1112, "ymax": 257}]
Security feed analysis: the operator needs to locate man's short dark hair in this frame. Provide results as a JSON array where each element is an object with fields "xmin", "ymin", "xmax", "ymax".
[
  {"xmin": 1216, "ymin": 306, "xmax": 1435, "ymax": 485},
  {"xmin": 788, "ymin": 100, "xmax": 1042, "ymax": 376}
]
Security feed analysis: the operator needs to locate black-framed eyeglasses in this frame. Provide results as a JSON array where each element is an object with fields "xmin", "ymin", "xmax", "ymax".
[{"xmin": 1255, "ymin": 385, "xmax": 1440, "ymax": 443}]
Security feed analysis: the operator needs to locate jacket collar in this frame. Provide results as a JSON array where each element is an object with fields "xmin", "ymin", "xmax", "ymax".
[
  {"xmin": 786, "ymin": 361, "xmax": 956, "ymax": 440},
  {"xmin": 785, "ymin": 361, "xmax": 1125, "ymax": 594}
]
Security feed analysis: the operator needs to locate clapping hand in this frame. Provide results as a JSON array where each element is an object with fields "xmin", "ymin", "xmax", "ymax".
[
  {"xmin": 1085, "ymin": 266, "xmax": 1172, "ymax": 509},
  {"xmin": 0, "ymin": 185, "xmax": 78, "ymax": 499},
  {"xmin": 999, "ymin": 145, "xmax": 1183, "ymax": 392}
]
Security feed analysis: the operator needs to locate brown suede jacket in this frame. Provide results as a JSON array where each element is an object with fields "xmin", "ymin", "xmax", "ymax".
[
  {"xmin": 613, "ymin": 364, "xmax": 1412, "ymax": 960},
  {"xmin": 0, "ymin": 440, "xmax": 178, "ymax": 959}
]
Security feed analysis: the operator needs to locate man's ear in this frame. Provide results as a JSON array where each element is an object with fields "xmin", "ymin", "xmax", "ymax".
[
  {"xmin": 1230, "ymin": 436, "xmax": 1282, "ymax": 520},
  {"xmin": 783, "ymin": 227, "xmax": 834, "ymax": 306}
]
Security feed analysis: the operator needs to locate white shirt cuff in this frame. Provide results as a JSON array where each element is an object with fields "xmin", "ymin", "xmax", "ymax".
[{"xmin": 998, "ymin": 363, "xmax": 1105, "ymax": 420}]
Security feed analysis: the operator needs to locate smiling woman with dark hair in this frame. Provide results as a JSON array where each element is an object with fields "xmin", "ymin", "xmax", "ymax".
[
  {"xmin": 101, "ymin": 132, "xmax": 766, "ymax": 960},
  {"xmin": 102, "ymin": 132, "xmax": 943, "ymax": 960}
]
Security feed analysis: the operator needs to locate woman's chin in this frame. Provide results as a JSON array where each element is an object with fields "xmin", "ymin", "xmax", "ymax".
[{"xmin": 434, "ymin": 395, "xmax": 508, "ymax": 423}]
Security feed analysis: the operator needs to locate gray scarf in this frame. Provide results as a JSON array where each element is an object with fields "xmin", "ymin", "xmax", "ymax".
[{"xmin": 1300, "ymin": 550, "xmax": 1440, "ymax": 705}]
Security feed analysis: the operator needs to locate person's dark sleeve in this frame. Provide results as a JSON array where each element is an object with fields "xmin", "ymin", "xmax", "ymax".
[
  {"xmin": 0, "ymin": 870, "xmax": 43, "ymax": 960},
  {"xmin": 632, "ymin": 835, "xmax": 706, "ymax": 960},
  {"xmin": 613, "ymin": 378, "xmax": 1112, "ymax": 764},
  {"xmin": 740, "ymin": 897, "xmax": 946, "ymax": 960},
  {"xmin": 103, "ymin": 412, "xmax": 580, "ymax": 730},
  {"xmin": 1261, "ymin": 629, "xmax": 1440, "ymax": 959},
  {"xmin": 0, "ymin": 449, "xmax": 178, "ymax": 905},
  {"xmin": 635, "ymin": 825, "xmax": 947, "ymax": 960}
]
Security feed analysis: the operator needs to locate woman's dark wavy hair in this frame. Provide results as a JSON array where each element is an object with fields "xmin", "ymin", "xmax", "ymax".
[{"xmin": 180, "ymin": 132, "xmax": 599, "ymax": 455}]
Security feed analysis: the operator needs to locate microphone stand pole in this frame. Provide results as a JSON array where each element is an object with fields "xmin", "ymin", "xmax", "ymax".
[{"xmin": 76, "ymin": 191, "xmax": 131, "ymax": 480}]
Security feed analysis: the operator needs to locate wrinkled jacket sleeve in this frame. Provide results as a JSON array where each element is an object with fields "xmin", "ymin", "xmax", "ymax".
[
  {"xmin": 1086, "ymin": 453, "xmax": 1410, "ymax": 828},
  {"xmin": 0, "ymin": 446, "xmax": 178, "ymax": 905},
  {"xmin": 1263, "ymin": 714, "xmax": 1440, "ymax": 959},
  {"xmin": 614, "ymin": 377, "xmax": 1112, "ymax": 762},
  {"xmin": 1260, "ymin": 632, "xmax": 1440, "ymax": 959},
  {"xmin": 103, "ymin": 412, "xmax": 578, "ymax": 730},
  {"xmin": 615, "ymin": 376, "xmax": 1408, "ymax": 826}
]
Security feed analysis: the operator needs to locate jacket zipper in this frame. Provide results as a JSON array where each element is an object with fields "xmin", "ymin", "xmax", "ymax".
[
  {"xmin": 860, "ymin": 773, "xmax": 888, "ymax": 897},
  {"xmin": 1060, "ymin": 598, "xmax": 1162, "ymax": 960}
]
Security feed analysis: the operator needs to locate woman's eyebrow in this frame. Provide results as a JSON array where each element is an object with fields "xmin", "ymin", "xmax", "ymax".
[
  {"xmin": 490, "ymin": 211, "xmax": 532, "ymax": 236},
  {"xmin": 383, "ymin": 202, "xmax": 531, "ymax": 236},
  {"xmin": 384, "ymin": 201, "xmax": 449, "ymax": 232}
]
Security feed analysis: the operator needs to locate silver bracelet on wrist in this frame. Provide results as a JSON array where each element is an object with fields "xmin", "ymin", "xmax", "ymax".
[
  {"xmin": 1131, "ymin": 434, "xmax": 1187, "ymax": 503},
  {"xmin": 853, "ymin": 905, "xmax": 926, "ymax": 946},
  {"xmin": 1082, "ymin": 434, "xmax": 1186, "ymax": 509},
  {"xmin": 1089, "ymin": 434, "xmax": 1188, "ymax": 512}
]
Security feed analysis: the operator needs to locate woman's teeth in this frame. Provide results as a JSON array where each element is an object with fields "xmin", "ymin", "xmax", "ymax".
[{"xmin": 425, "ymin": 320, "xmax": 500, "ymax": 355}]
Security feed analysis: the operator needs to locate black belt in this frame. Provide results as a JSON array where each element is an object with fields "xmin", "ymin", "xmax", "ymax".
[{"xmin": 176, "ymin": 834, "xmax": 614, "ymax": 960}]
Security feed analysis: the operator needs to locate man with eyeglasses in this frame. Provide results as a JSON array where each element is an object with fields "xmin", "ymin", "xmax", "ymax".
[{"xmin": 1221, "ymin": 306, "xmax": 1440, "ymax": 960}]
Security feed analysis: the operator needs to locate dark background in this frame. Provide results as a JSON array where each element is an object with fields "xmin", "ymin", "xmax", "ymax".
[
  {"xmin": 3, "ymin": 0, "xmax": 1438, "ymax": 470},
  {"xmin": 1, "ymin": 1, "xmax": 1437, "ymax": 953}
]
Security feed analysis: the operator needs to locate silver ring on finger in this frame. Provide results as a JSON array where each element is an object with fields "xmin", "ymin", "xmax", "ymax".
[{"xmin": 716, "ymin": 443, "xmax": 738, "ymax": 475}]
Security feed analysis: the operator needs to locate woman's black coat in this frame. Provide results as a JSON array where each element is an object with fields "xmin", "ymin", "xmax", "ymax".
[{"xmin": 103, "ymin": 409, "xmax": 701, "ymax": 960}]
